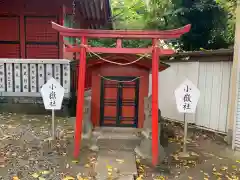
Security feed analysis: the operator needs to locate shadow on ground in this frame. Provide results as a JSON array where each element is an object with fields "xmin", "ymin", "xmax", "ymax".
[
  {"xmin": 0, "ymin": 113, "xmax": 240, "ymax": 180},
  {"xmin": 0, "ymin": 113, "xmax": 97, "ymax": 180}
]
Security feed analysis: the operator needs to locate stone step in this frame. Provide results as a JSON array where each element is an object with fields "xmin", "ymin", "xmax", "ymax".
[
  {"xmin": 93, "ymin": 127, "xmax": 141, "ymax": 134},
  {"xmin": 92, "ymin": 127, "xmax": 141, "ymax": 150},
  {"xmin": 93, "ymin": 127, "xmax": 141, "ymax": 139},
  {"xmin": 97, "ymin": 138, "xmax": 140, "ymax": 151},
  {"xmin": 95, "ymin": 150, "xmax": 137, "ymax": 180},
  {"xmin": 94, "ymin": 131, "xmax": 141, "ymax": 140}
]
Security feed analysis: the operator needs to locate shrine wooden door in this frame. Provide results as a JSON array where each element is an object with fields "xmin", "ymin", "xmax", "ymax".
[{"xmin": 100, "ymin": 76, "xmax": 139, "ymax": 128}]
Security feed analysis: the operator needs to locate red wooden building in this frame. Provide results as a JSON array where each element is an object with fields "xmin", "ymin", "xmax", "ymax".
[{"xmin": 0, "ymin": 0, "xmax": 112, "ymax": 59}]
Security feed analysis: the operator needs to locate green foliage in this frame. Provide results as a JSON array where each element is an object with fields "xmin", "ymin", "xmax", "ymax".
[
  {"xmin": 67, "ymin": 0, "xmax": 237, "ymax": 51},
  {"xmin": 111, "ymin": 0, "xmax": 147, "ymax": 30},
  {"xmin": 143, "ymin": 0, "xmax": 237, "ymax": 50},
  {"xmin": 214, "ymin": 0, "xmax": 237, "ymax": 44},
  {"xmin": 111, "ymin": 0, "xmax": 237, "ymax": 51},
  {"xmin": 174, "ymin": 0, "xmax": 232, "ymax": 50}
]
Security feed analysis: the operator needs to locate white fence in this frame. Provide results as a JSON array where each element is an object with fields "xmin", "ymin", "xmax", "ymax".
[
  {"xmin": 149, "ymin": 61, "xmax": 232, "ymax": 134},
  {"xmin": 0, "ymin": 59, "xmax": 71, "ymax": 97}
]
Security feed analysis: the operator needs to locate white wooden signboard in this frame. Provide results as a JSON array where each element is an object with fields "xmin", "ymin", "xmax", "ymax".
[
  {"xmin": 174, "ymin": 79, "xmax": 200, "ymax": 114},
  {"xmin": 40, "ymin": 77, "xmax": 65, "ymax": 110},
  {"xmin": 40, "ymin": 77, "xmax": 65, "ymax": 139},
  {"xmin": 174, "ymin": 79, "xmax": 200, "ymax": 156}
]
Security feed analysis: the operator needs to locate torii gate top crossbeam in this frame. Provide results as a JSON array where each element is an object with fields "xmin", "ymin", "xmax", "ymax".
[
  {"xmin": 52, "ymin": 22, "xmax": 191, "ymax": 39},
  {"xmin": 53, "ymin": 21, "xmax": 191, "ymax": 166}
]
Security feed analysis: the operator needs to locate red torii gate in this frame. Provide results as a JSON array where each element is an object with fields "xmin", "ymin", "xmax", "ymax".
[{"xmin": 52, "ymin": 22, "xmax": 191, "ymax": 166}]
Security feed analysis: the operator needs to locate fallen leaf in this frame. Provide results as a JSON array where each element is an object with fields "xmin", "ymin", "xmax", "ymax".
[
  {"xmin": 136, "ymin": 175, "xmax": 144, "ymax": 180},
  {"xmin": 154, "ymin": 176, "xmax": 165, "ymax": 180},
  {"xmin": 204, "ymin": 173, "xmax": 209, "ymax": 176},
  {"xmin": 231, "ymin": 175, "xmax": 238, "ymax": 180},
  {"xmin": 213, "ymin": 172, "xmax": 222, "ymax": 176},
  {"xmin": 72, "ymin": 160, "xmax": 79, "ymax": 164},
  {"xmin": 136, "ymin": 159, "xmax": 140, "ymax": 163},
  {"xmin": 38, "ymin": 178, "xmax": 45, "ymax": 180},
  {"xmin": 77, "ymin": 173, "xmax": 83, "ymax": 180},
  {"xmin": 63, "ymin": 176, "xmax": 75, "ymax": 180},
  {"xmin": 116, "ymin": 159, "xmax": 124, "ymax": 164},
  {"xmin": 138, "ymin": 166, "xmax": 144, "ymax": 172},
  {"xmin": 173, "ymin": 155, "xmax": 179, "ymax": 160},
  {"xmin": 107, "ymin": 165, "xmax": 113, "ymax": 170},
  {"xmin": 84, "ymin": 164, "xmax": 90, "ymax": 168},
  {"xmin": 190, "ymin": 152, "xmax": 199, "ymax": 156},
  {"xmin": 41, "ymin": 171, "xmax": 50, "ymax": 175},
  {"xmin": 225, "ymin": 175, "xmax": 233, "ymax": 180},
  {"xmin": 32, "ymin": 173, "xmax": 40, "ymax": 178},
  {"xmin": 221, "ymin": 166, "xmax": 228, "ymax": 171},
  {"xmin": 204, "ymin": 153, "xmax": 214, "ymax": 157},
  {"xmin": 12, "ymin": 176, "xmax": 20, "ymax": 180}
]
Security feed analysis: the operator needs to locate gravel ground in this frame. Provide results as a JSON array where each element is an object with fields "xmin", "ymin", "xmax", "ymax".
[
  {"xmin": 1, "ymin": 113, "xmax": 240, "ymax": 180},
  {"xmin": 136, "ymin": 121, "xmax": 240, "ymax": 180},
  {"xmin": 0, "ymin": 113, "xmax": 96, "ymax": 180}
]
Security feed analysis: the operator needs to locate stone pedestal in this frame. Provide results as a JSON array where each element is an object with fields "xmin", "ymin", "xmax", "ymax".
[
  {"xmin": 83, "ymin": 90, "xmax": 99, "ymax": 151},
  {"xmin": 70, "ymin": 90, "xmax": 96, "ymax": 149},
  {"xmin": 135, "ymin": 95, "xmax": 166, "ymax": 164},
  {"xmin": 82, "ymin": 93, "xmax": 92, "ymax": 138}
]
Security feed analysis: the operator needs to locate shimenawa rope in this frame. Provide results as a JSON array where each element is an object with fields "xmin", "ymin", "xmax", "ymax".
[{"xmin": 80, "ymin": 44, "xmax": 150, "ymax": 66}]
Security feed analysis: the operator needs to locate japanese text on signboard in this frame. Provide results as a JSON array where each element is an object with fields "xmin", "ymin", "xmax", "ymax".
[
  {"xmin": 49, "ymin": 84, "xmax": 57, "ymax": 107},
  {"xmin": 183, "ymin": 85, "xmax": 192, "ymax": 111},
  {"xmin": 174, "ymin": 79, "xmax": 200, "ymax": 114}
]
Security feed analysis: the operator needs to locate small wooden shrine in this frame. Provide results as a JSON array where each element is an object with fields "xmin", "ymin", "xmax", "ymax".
[{"xmin": 86, "ymin": 54, "xmax": 169, "ymax": 128}]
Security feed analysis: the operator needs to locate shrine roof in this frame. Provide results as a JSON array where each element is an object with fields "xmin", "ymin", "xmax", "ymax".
[
  {"xmin": 73, "ymin": 0, "xmax": 112, "ymax": 29},
  {"xmin": 62, "ymin": 0, "xmax": 112, "ymax": 29},
  {"xmin": 86, "ymin": 54, "xmax": 170, "ymax": 72}
]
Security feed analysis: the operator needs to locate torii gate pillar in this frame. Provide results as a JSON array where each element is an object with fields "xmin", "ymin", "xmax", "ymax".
[
  {"xmin": 52, "ymin": 22, "xmax": 191, "ymax": 166},
  {"xmin": 152, "ymin": 39, "xmax": 159, "ymax": 165}
]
